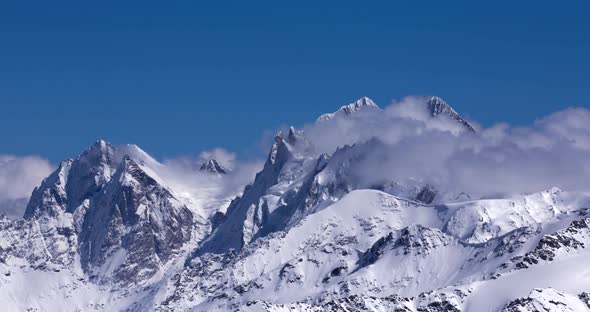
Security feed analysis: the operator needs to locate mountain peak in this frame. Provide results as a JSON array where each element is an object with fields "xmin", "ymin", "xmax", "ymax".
[
  {"xmin": 115, "ymin": 155, "xmax": 162, "ymax": 188},
  {"xmin": 287, "ymin": 126, "xmax": 297, "ymax": 144},
  {"xmin": 267, "ymin": 131, "xmax": 290, "ymax": 166},
  {"xmin": 345, "ymin": 96, "xmax": 378, "ymax": 111},
  {"xmin": 94, "ymin": 138, "xmax": 108, "ymax": 146},
  {"xmin": 87, "ymin": 139, "xmax": 112, "ymax": 154},
  {"xmin": 81, "ymin": 139, "xmax": 116, "ymax": 168},
  {"xmin": 287, "ymin": 126, "xmax": 305, "ymax": 145},
  {"xmin": 78, "ymin": 154, "xmax": 193, "ymax": 285},
  {"xmin": 426, "ymin": 96, "xmax": 476, "ymax": 132},
  {"xmin": 317, "ymin": 96, "xmax": 380, "ymax": 122},
  {"xmin": 427, "ymin": 96, "xmax": 454, "ymax": 117},
  {"xmin": 199, "ymin": 159, "xmax": 227, "ymax": 175}
]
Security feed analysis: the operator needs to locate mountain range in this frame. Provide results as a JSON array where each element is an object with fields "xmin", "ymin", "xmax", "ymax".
[{"xmin": 1, "ymin": 96, "xmax": 589, "ymax": 312}]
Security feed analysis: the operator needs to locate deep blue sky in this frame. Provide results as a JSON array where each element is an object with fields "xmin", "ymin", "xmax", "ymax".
[{"xmin": 1, "ymin": 1, "xmax": 589, "ymax": 163}]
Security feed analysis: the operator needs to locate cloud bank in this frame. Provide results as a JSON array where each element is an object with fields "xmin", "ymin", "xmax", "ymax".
[
  {"xmin": 1, "ymin": 96, "xmax": 588, "ymax": 217},
  {"xmin": 298, "ymin": 96, "xmax": 590, "ymax": 200},
  {"xmin": 161, "ymin": 149, "xmax": 263, "ymax": 215}
]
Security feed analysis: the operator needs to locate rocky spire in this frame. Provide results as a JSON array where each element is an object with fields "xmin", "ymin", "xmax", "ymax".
[
  {"xmin": 78, "ymin": 154, "xmax": 193, "ymax": 285},
  {"xmin": 199, "ymin": 159, "xmax": 227, "ymax": 175},
  {"xmin": 24, "ymin": 140, "xmax": 118, "ymax": 219},
  {"xmin": 427, "ymin": 96, "xmax": 476, "ymax": 132}
]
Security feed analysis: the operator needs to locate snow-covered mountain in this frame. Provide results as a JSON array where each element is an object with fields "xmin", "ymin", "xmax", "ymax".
[
  {"xmin": 316, "ymin": 96, "xmax": 380, "ymax": 122},
  {"xmin": 1, "ymin": 96, "xmax": 589, "ymax": 311},
  {"xmin": 199, "ymin": 159, "xmax": 227, "ymax": 175}
]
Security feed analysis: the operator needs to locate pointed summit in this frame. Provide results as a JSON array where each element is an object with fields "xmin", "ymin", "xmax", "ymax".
[
  {"xmin": 317, "ymin": 97, "xmax": 381, "ymax": 122},
  {"xmin": 341, "ymin": 96, "xmax": 378, "ymax": 114},
  {"xmin": 267, "ymin": 130, "xmax": 290, "ymax": 166},
  {"xmin": 23, "ymin": 159, "xmax": 72, "ymax": 219},
  {"xmin": 79, "ymin": 154, "xmax": 192, "ymax": 285},
  {"xmin": 24, "ymin": 140, "xmax": 165, "ymax": 219},
  {"xmin": 427, "ymin": 96, "xmax": 455, "ymax": 117},
  {"xmin": 199, "ymin": 159, "xmax": 227, "ymax": 175},
  {"xmin": 24, "ymin": 140, "xmax": 117, "ymax": 219},
  {"xmin": 287, "ymin": 126, "xmax": 297, "ymax": 144},
  {"xmin": 426, "ymin": 96, "xmax": 476, "ymax": 132},
  {"xmin": 91, "ymin": 139, "xmax": 108, "ymax": 149},
  {"xmin": 84, "ymin": 139, "xmax": 114, "ymax": 160},
  {"xmin": 197, "ymin": 130, "xmax": 294, "ymax": 255}
]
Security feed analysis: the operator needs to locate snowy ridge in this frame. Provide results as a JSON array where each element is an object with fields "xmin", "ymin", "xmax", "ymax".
[
  {"xmin": 501, "ymin": 288, "xmax": 590, "ymax": 311},
  {"xmin": 317, "ymin": 96, "xmax": 380, "ymax": 122},
  {"xmin": 159, "ymin": 188, "xmax": 590, "ymax": 311},
  {"xmin": 1, "ymin": 97, "xmax": 590, "ymax": 311}
]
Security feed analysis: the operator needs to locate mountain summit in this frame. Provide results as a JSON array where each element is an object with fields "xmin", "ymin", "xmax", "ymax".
[
  {"xmin": 199, "ymin": 159, "xmax": 227, "ymax": 175},
  {"xmin": 2, "ymin": 98, "xmax": 589, "ymax": 312},
  {"xmin": 427, "ymin": 96, "xmax": 476, "ymax": 132},
  {"xmin": 317, "ymin": 96, "xmax": 380, "ymax": 121},
  {"xmin": 16, "ymin": 140, "xmax": 203, "ymax": 286}
]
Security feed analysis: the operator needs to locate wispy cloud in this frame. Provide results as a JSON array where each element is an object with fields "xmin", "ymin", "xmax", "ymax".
[
  {"xmin": 2, "ymin": 96, "xmax": 589, "ymax": 217},
  {"xmin": 161, "ymin": 149, "xmax": 263, "ymax": 215},
  {"xmin": 0, "ymin": 155, "xmax": 53, "ymax": 218},
  {"xmin": 297, "ymin": 96, "xmax": 590, "ymax": 199}
]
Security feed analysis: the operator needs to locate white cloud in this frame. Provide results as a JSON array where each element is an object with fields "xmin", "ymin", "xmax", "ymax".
[
  {"xmin": 196, "ymin": 148, "xmax": 238, "ymax": 170},
  {"xmin": 161, "ymin": 149, "xmax": 263, "ymax": 216},
  {"xmin": 1, "ymin": 96, "xmax": 589, "ymax": 217},
  {"xmin": 297, "ymin": 96, "xmax": 590, "ymax": 200},
  {"xmin": 0, "ymin": 155, "xmax": 53, "ymax": 218}
]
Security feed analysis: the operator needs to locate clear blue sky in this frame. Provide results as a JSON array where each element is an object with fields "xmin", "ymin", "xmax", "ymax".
[{"xmin": 1, "ymin": 1, "xmax": 589, "ymax": 162}]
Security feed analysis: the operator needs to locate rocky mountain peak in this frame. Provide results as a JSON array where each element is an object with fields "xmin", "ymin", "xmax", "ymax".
[
  {"xmin": 23, "ymin": 159, "xmax": 73, "ymax": 219},
  {"xmin": 81, "ymin": 139, "xmax": 116, "ymax": 167},
  {"xmin": 267, "ymin": 131, "xmax": 291, "ymax": 166},
  {"xmin": 427, "ymin": 96, "xmax": 476, "ymax": 132},
  {"xmin": 78, "ymin": 154, "xmax": 193, "ymax": 285},
  {"xmin": 23, "ymin": 141, "xmax": 166, "ymax": 220},
  {"xmin": 199, "ymin": 159, "xmax": 227, "ymax": 175},
  {"xmin": 287, "ymin": 126, "xmax": 298, "ymax": 144}
]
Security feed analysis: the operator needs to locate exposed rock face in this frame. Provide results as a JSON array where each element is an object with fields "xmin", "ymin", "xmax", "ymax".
[
  {"xmin": 194, "ymin": 97, "xmax": 475, "ymax": 257},
  {"xmin": 3, "ymin": 97, "xmax": 590, "ymax": 312},
  {"xmin": 196, "ymin": 95, "xmax": 482, "ymax": 259},
  {"xmin": 0, "ymin": 214, "xmax": 78, "ymax": 268},
  {"xmin": 416, "ymin": 184, "xmax": 438, "ymax": 204},
  {"xmin": 24, "ymin": 140, "xmax": 118, "ymax": 220},
  {"xmin": 512, "ymin": 217, "xmax": 590, "ymax": 270},
  {"xmin": 501, "ymin": 288, "xmax": 590, "ymax": 312},
  {"xmin": 357, "ymin": 225, "xmax": 451, "ymax": 270},
  {"xmin": 13, "ymin": 141, "xmax": 197, "ymax": 286},
  {"xmin": 23, "ymin": 159, "xmax": 73, "ymax": 220},
  {"xmin": 79, "ymin": 156, "xmax": 193, "ymax": 284},
  {"xmin": 18, "ymin": 141, "xmax": 120, "ymax": 270},
  {"xmin": 197, "ymin": 132, "xmax": 293, "ymax": 254},
  {"xmin": 427, "ymin": 96, "xmax": 476, "ymax": 132}
]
